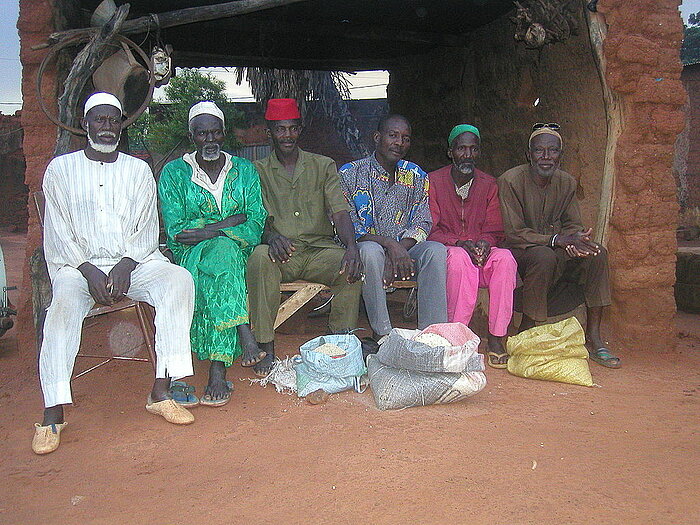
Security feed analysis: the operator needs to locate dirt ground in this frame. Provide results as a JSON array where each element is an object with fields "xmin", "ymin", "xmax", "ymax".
[{"xmin": 1, "ymin": 231, "xmax": 699, "ymax": 525}]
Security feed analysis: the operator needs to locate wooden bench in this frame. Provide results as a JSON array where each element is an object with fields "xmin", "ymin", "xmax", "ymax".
[{"xmin": 274, "ymin": 279, "xmax": 417, "ymax": 329}]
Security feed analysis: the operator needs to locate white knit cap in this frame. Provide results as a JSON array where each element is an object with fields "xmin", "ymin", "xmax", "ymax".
[
  {"xmin": 84, "ymin": 92, "xmax": 122, "ymax": 116},
  {"xmin": 188, "ymin": 101, "xmax": 225, "ymax": 126}
]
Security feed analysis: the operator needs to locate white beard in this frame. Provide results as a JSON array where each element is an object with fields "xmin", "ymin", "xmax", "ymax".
[
  {"xmin": 455, "ymin": 162, "xmax": 474, "ymax": 175},
  {"xmin": 202, "ymin": 144, "xmax": 221, "ymax": 161},
  {"xmin": 88, "ymin": 134, "xmax": 118, "ymax": 153}
]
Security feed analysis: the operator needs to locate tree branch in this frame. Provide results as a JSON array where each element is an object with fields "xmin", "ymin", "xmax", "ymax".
[{"xmin": 54, "ymin": 4, "xmax": 130, "ymax": 155}]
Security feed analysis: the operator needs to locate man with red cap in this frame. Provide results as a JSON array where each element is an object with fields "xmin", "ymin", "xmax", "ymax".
[{"xmin": 247, "ymin": 98, "xmax": 363, "ymax": 376}]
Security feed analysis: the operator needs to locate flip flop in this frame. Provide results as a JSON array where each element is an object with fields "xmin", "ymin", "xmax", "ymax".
[
  {"xmin": 200, "ymin": 380, "xmax": 233, "ymax": 407},
  {"xmin": 588, "ymin": 347, "xmax": 621, "ymax": 369},
  {"xmin": 487, "ymin": 350, "xmax": 509, "ymax": 369},
  {"xmin": 169, "ymin": 380, "xmax": 199, "ymax": 408}
]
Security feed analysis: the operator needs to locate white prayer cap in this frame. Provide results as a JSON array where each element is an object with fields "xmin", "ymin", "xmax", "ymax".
[
  {"xmin": 84, "ymin": 92, "xmax": 122, "ymax": 116},
  {"xmin": 188, "ymin": 101, "xmax": 225, "ymax": 126}
]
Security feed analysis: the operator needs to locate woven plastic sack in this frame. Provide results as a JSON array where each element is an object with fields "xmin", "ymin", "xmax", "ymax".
[
  {"xmin": 295, "ymin": 334, "xmax": 366, "ymax": 397},
  {"xmin": 376, "ymin": 323, "xmax": 482, "ymax": 373},
  {"xmin": 506, "ymin": 317, "xmax": 593, "ymax": 387},
  {"xmin": 367, "ymin": 355, "xmax": 487, "ymax": 410}
]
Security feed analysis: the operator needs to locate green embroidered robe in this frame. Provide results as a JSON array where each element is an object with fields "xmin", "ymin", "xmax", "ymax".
[{"xmin": 158, "ymin": 153, "xmax": 267, "ymax": 366}]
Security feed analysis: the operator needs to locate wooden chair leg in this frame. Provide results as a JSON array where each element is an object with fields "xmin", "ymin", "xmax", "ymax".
[
  {"xmin": 135, "ymin": 302, "xmax": 157, "ymax": 371},
  {"xmin": 274, "ymin": 283, "xmax": 327, "ymax": 329}
]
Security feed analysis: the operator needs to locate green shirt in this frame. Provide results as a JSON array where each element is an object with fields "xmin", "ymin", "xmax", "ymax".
[{"xmin": 254, "ymin": 148, "xmax": 350, "ymax": 249}]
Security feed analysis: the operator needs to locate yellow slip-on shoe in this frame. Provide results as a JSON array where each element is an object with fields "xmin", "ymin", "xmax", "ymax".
[
  {"xmin": 145, "ymin": 397, "xmax": 194, "ymax": 425},
  {"xmin": 32, "ymin": 422, "xmax": 67, "ymax": 455}
]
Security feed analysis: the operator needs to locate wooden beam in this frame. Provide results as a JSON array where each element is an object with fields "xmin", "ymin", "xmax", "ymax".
[
  {"xmin": 35, "ymin": 0, "xmax": 310, "ymax": 49},
  {"xmin": 585, "ymin": 6, "xmax": 621, "ymax": 246},
  {"xmin": 172, "ymin": 51, "xmax": 399, "ymax": 72}
]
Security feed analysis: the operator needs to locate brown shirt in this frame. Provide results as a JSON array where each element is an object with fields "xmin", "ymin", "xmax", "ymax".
[
  {"xmin": 497, "ymin": 164, "xmax": 583, "ymax": 250},
  {"xmin": 254, "ymin": 148, "xmax": 350, "ymax": 249}
]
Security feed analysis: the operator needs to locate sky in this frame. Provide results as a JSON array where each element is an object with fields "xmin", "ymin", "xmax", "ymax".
[{"xmin": 1, "ymin": 1, "xmax": 699, "ymax": 115}]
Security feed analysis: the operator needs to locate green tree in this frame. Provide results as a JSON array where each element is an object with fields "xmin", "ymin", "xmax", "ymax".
[
  {"xmin": 682, "ymin": 25, "xmax": 700, "ymax": 65},
  {"xmin": 130, "ymin": 68, "xmax": 243, "ymax": 157}
]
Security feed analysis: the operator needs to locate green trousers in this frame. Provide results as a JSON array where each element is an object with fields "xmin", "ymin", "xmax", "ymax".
[{"xmin": 246, "ymin": 244, "xmax": 362, "ymax": 343}]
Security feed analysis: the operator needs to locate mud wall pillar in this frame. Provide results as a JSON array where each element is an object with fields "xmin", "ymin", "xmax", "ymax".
[
  {"xmin": 18, "ymin": 0, "xmax": 60, "ymax": 352},
  {"xmin": 599, "ymin": 0, "xmax": 685, "ymax": 349}
]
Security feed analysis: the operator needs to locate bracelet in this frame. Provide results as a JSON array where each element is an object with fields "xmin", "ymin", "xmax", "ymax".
[{"xmin": 550, "ymin": 234, "xmax": 558, "ymax": 248}]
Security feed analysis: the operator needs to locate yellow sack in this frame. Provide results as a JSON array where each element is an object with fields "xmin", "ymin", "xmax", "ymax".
[{"xmin": 506, "ymin": 317, "xmax": 593, "ymax": 387}]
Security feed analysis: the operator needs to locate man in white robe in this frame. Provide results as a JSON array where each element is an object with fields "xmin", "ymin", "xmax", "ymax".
[{"xmin": 33, "ymin": 92, "xmax": 196, "ymax": 455}]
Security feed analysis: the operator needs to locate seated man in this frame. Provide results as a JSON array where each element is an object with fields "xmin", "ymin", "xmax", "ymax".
[
  {"xmin": 159, "ymin": 101, "xmax": 267, "ymax": 406},
  {"xmin": 340, "ymin": 114, "xmax": 447, "ymax": 340},
  {"xmin": 247, "ymin": 98, "xmax": 362, "ymax": 377},
  {"xmin": 34, "ymin": 93, "xmax": 195, "ymax": 455},
  {"xmin": 428, "ymin": 125, "xmax": 517, "ymax": 368},
  {"xmin": 498, "ymin": 123, "xmax": 620, "ymax": 368}
]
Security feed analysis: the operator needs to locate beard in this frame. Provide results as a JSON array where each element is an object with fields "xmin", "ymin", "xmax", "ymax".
[
  {"xmin": 454, "ymin": 160, "xmax": 475, "ymax": 175},
  {"xmin": 87, "ymin": 130, "xmax": 119, "ymax": 153},
  {"xmin": 202, "ymin": 144, "xmax": 221, "ymax": 161}
]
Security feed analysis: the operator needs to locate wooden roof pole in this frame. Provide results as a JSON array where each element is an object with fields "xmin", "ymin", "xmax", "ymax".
[
  {"xmin": 34, "ymin": 0, "xmax": 310, "ymax": 49},
  {"xmin": 585, "ymin": 4, "xmax": 621, "ymax": 246}
]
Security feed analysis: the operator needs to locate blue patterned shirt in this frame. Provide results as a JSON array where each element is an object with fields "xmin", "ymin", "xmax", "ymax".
[{"xmin": 339, "ymin": 153, "xmax": 432, "ymax": 242}]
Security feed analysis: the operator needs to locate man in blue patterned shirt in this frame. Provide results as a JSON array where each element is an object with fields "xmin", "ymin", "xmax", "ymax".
[{"xmin": 339, "ymin": 114, "xmax": 447, "ymax": 340}]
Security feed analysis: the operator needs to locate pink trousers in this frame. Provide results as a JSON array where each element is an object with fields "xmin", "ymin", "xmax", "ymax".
[{"xmin": 446, "ymin": 246, "xmax": 517, "ymax": 337}]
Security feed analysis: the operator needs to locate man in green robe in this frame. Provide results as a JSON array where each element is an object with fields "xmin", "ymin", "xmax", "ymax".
[{"xmin": 159, "ymin": 101, "xmax": 268, "ymax": 405}]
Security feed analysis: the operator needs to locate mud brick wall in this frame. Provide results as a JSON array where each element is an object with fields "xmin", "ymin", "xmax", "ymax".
[
  {"xmin": 680, "ymin": 64, "xmax": 700, "ymax": 208},
  {"xmin": 17, "ymin": 0, "xmax": 65, "ymax": 351},
  {"xmin": 389, "ymin": 6, "xmax": 606, "ymax": 231},
  {"xmin": 0, "ymin": 114, "xmax": 27, "ymax": 231},
  {"xmin": 598, "ymin": 0, "xmax": 685, "ymax": 348}
]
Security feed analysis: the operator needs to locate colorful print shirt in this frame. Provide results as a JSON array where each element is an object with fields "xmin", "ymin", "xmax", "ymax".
[{"xmin": 339, "ymin": 153, "xmax": 432, "ymax": 243}]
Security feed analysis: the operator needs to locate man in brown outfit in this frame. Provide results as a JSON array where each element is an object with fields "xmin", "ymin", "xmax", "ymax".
[{"xmin": 498, "ymin": 124, "xmax": 620, "ymax": 368}]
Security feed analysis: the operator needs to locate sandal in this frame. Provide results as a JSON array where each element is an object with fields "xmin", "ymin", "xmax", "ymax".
[
  {"xmin": 200, "ymin": 380, "xmax": 233, "ymax": 407},
  {"xmin": 169, "ymin": 380, "xmax": 199, "ymax": 408},
  {"xmin": 588, "ymin": 347, "xmax": 621, "ymax": 369},
  {"xmin": 487, "ymin": 350, "xmax": 509, "ymax": 369}
]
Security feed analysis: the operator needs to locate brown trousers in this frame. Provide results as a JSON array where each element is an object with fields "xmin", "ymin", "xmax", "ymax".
[{"xmin": 510, "ymin": 245, "xmax": 611, "ymax": 322}]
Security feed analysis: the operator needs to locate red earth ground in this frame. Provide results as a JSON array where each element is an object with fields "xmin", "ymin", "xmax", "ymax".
[{"xmin": 0, "ymin": 230, "xmax": 698, "ymax": 524}]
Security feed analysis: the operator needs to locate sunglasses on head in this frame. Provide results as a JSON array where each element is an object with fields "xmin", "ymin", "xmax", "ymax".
[{"xmin": 532, "ymin": 122, "xmax": 561, "ymax": 131}]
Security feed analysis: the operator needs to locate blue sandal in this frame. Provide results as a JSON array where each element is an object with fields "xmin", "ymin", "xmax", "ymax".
[
  {"xmin": 589, "ymin": 348, "xmax": 621, "ymax": 369},
  {"xmin": 169, "ymin": 380, "xmax": 199, "ymax": 408}
]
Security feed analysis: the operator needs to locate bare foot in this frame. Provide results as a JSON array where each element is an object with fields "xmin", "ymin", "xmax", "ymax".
[
  {"xmin": 253, "ymin": 341, "xmax": 275, "ymax": 378},
  {"xmin": 238, "ymin": 323, "xmax": 266, "ymax": 367},
  {"xmin": 204, "ymin": 361, "xmax": 231, "ymax": 400}
]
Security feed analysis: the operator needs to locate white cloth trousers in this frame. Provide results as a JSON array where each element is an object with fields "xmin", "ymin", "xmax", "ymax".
[{"xmin": 39, "ymin": 259, "xmax": 195, "ymax": 408}]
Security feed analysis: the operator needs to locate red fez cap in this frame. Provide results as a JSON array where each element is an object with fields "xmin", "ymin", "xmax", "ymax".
[{"xmin": 264, "ymin": 98, "xmax": 301, "ymax": 121}]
